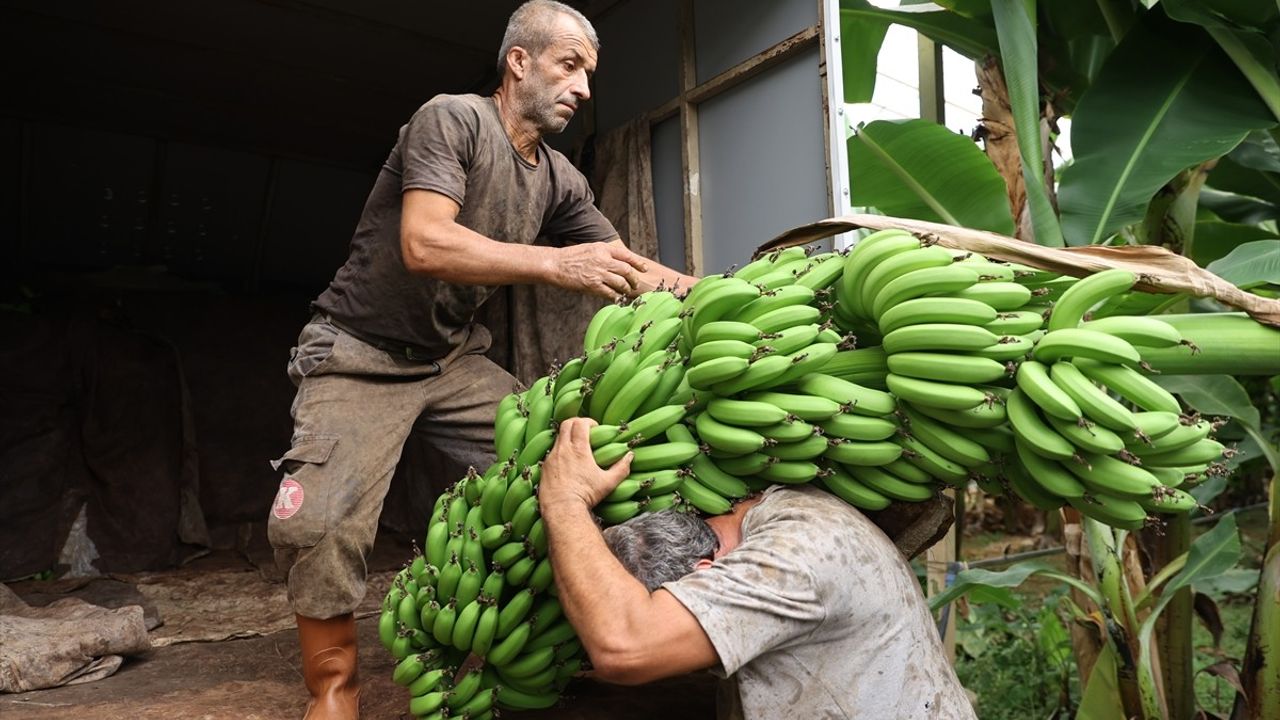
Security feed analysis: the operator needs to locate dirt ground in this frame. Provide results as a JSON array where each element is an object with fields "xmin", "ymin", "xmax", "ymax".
[{"xmin": 2, "ymin": 535, "xmax": 717, "ymax": 720}]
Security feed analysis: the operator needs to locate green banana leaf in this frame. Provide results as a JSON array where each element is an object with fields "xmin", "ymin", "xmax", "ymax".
[
  {"xmin": 848, "ymin": 118, "xmax": 1017, "ymax": 235},
  {"xmin": 1205, "ymin": 238, "xmax": 1280, "ymax": 290},
  {"xmin": 1209, "ymin": 154, "xmax": 1280, "ymax": 207},
  {"xmin": 839, "ymin": 0, "xmax": 998, "ymax": 61},
  {"xmin": 1199, "ymin": 187, "xmax": 1280, "ymax": 224},
  {"xmin": 840, "ymin": 11, "xmax": 890, "ymax": 104},
  {"xmin": 1163, "ymin": 0, "xmax": 1280, "ymax": 121},
  {"xmin": 1190, "ymin": 221, "xmax": 1277, "ymax": 267},
  {"xmin": 991, "ymin": 0, "xmax": 1065, "ymax": 246},
  {"xmin": 1057, "ymin": 9, "xmax": 1276, "ymax": 246},
  {"xmin": 1138, "ymin": 514, "xmax": 1241, "ymax": 645},
  {"xmin": 926, "ymin": 559, "xmax": 1101, "ymax": 612},
  {"xmin": 1077, "ymin": 643, "xmax": 1128, "ymax": 720},
  {"xmin": 1229, "ymin": 129, "xmax": 1280, "ymax": 173}
]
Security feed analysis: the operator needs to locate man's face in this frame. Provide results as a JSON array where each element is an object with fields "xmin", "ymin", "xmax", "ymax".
[{"xmin": 516, "ymin": 13, "xmax": 597, "ymax": 134}]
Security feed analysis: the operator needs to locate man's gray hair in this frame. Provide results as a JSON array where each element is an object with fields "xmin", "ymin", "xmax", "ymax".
[
  {"xmin": 602, "ymin": 510, "xmax": 719, "ymax": 592},
  {"xmin": 497, "ymin": 0, "xmax": 600, "ymax": 75}
]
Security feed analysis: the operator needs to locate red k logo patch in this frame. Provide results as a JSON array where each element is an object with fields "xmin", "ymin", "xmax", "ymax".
[{"xmin": 272, "ymin": 477, "xmax": 305, "ymax": 519}]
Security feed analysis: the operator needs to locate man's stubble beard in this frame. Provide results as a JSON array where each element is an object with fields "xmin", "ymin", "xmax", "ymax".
[{"xmin": 517, "ymin": 72, "xmax": 572, "ymax": 136}]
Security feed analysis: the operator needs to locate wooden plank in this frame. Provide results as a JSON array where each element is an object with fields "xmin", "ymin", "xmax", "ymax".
[
  {"xmin": 927, "ymin": 488, "xmax": 958, "ymax": 665},
  {"xmin": 685, "ymin": 25, "xmax": 820, "ymax": 105},
  {"xmin": 678, "ymin": 0, "xmax": 703, "ymax": 276}
]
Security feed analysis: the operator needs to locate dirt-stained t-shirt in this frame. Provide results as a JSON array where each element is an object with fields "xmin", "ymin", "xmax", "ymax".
[
  {"xmin": 313, "ymin": 93, "xmax": 617, "ymax": 357},
  {"xmin": 663, "ymin": 485, "xmax": 976, "ymax": 720}
]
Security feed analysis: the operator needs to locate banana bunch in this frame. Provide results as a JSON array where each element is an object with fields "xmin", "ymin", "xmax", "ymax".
[{"xmin": 381, "ymin": 236, "xmax": 1248, "ymax": 711}]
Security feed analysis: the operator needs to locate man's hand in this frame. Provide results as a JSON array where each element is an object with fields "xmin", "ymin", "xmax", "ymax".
[
  {"xmin": 550, "ymin": 242, "xmax": 650, "ymax": 300},
  {"xmin": 541, "ymin": 418, "xmax": 633, "ymax": 511}
]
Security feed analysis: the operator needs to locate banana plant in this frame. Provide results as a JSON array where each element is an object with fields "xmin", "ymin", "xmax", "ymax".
[{"xmin": 839, "ymin": 1, "xmax": 1280, "ymax": 716}]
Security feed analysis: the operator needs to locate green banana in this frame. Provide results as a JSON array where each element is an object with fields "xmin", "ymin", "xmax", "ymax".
[
  {"xmin": 1006, "ymin": 389, "xmax": 1078, "ymax": 461},
  {"xmin": 1081, "ymin": 315, "xmax": 1184, "ymax": 348},
  {"xmin": 971, "ymin": 334, "xmax": 1035, "ymax": 362},
  {"xmin": 848, "ymin": 464, "xmax": 936, "ymax": 501},
  {"xmin": 634, "ymin": 317, "xmax": 683, "ymax": 360},
  {"xmin": 695, "ymin": 411, "xmax": 768, "ymax": 455},
  {"xmin": 762, "ymin": 433, "xmax": 830, "ymax": 460},
  {"xmin": 583, "ymin": 304, "xmax": 622, "ymax": 352},
  {"xmin": 688, "ymin": 454, "xmax": 750, "ymax": 498},
  {"xmin": 1049, "ymin": 361, "xmax": 1139, "ymax": 432},
  {"xmin": 901, "ymin": 404, "xmax": 990, "ymax": 467},
  {"xmin": 758, "ymin": 417, "xmax": 818, "ymax": 442},
  {"xmin": 588, "ymin": 345, "xmax": 643, "ymax": 420},
  {"xmin": 887, "ymin": 351, "xmax": 1009, "ymax": 385},
  {"xmin": 820, "ymin": 463, "xmax": 892, "ymax": 510},
  {"xmin": 839, "ymin": 231, "xmax": 921, "ymax": 320},
  {"xmin": 1032, "ymin": 328, "xmax": 1143, "ymax": 367},
  {"xmin": 1063, "ymin": 452, "xmax": 1161, "ymax": 499},
  {"xmin": 706, "ymin": 398, "xmax": 790, "ymax": 427},
  {"xmin": 1046, "ymin": 415, "xmax": 1125, "ymax": 455},
  {"xmin": 494, "ymin": 410, "xmax": 528, "ymax": 462},
  {"xmin": 795, "ymin": 253, "xmax": 846, "ymax": 290},
  {"xmin": 487, "ymin": 620, "xmax": 534, "ymax": 666},
  {"xmin": 794, "ymin": 373, "xmax": 896, "ymax": 416},
  {"xmin": 983, "ymin": 310, "xmax": 1045, "ymax": 336},
  {"xmin": 823, "ymin": 439, "xmax": 902, "ymax": 466},
  {"xmin": 743, "ymin": 390, "xmax": 841, "ymax": 421},
  {"xmin": 711, "ymin": 354, "xmax": 795, "ymax": 395},
  {"xmin": 757, "ymin": 459, "xmax": 819, "ymax": 484},
  {"xmin": 871, "ymin": 264, "xmax": 981, "ymax": 319},
  {"xmin": 1072, "ymin": 357, "xmax": 1181, "ymax": 414},
  {"xmin": 753, "ymin": 323, "xmax": 821, "ymax": 355},
  {"xmin": 714, "ymin": 452, "xmax": 777, "ymax": 476},
  {"xmin": 1015, "ymin": 360, "xmax": 1083, "ymax": 420},
  {"xmin": 496, "ymin": 588, "xmax": 536, "ymax": 638},
  {"xmin": 733, "ymin": 285, "xmax": 816, "ymax": 324},
  {"xmin": 1139, "ymin": 487, "xmax": 1198, "ymax": 514},
  {"xmin": 1127, "ymin": 419, "xmax": 1212, "ymax": 455},
  {"xmin": 686, "ymin": 355, "xmax": 750, "ymax": 390},
  {"xmin": 1002, "ymin": 462, "xmax": 1065, "ymax": 511},
  {"xmin": 690, "ymin": 278, "xmax": 762, "ymax": 339},
  {"xmin": 1141, "ymin": 438, "xmax": 1226, "ymax": 467},
  {"xmin": 895, "ymin": 435, "xmax": 968, "ymax": 485},
  {"xmin": 697, "ymin": 320, "xmax": 764, "ymax": 344},
  {"xmin": 1013, "ymin": 439, "xmax": 1087, "ymax": 498},
  {"xmin": 885, "ymin": 374, "xmax": 992, "ymax": 411},
  {"xmin": 877, "ymin": 296, "xmax": 999, "ymax": 335},
  {"xmin": 881, "ymin": 324, "xmax": 999, "ymax": 354},
  {"xmin": 616, "ymin": 404, "xmax": 687, "ymax": 444},
  {"xmin": 948, "ymin": 281, "xmax": 1033, "ymax": 311},
  {"xmin": 859, "ymin": 244, "xmax": 956, "ymax": 311},
  {"xmin": 1067, "ymin": 494, "xmax": 1148, "ymax": 531},
  {"xmin": 515, "ymin": 429, "xmax": 555, "ymax": 469},
  {"xmin": 911, "ymin": 399, "xmax": 1007, "ymax": 429},
  {"xmin": 678, "ymin": 476, "xmax": 735, "ymax": 513},
  {"xmin": 602, "ymin": 363, "xmax": 666, "ymax": 425},
  {"xmin": 1046, "ymin": 269, "xmax": 1135, "ymax": 332},
  {"xmin": 819, "ymin": 412, "xmax": 897, "ymax": 441},
  {"xmin": 1129, "ymin": 411, "xmax": 1183, "ymax": 443},
  {"xmin": 595, "ymin": 498, "xmax": 644, "ymax": 525},
  {"xmin": 630, "ymin": 441, "xmax": 701, "ymax": 471},
  {"xmin": 750, "ymin": 304, "xmax": 823, "ymax": 335}
]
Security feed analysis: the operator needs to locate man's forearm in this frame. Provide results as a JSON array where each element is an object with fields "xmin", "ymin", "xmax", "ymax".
[
  {"xmin": 402, "ymin": 221, "xmax": 556, "ymax": 287},
  {"xmin": 541, "ymin": 499, "xmax": 657, "ymax": 670}
]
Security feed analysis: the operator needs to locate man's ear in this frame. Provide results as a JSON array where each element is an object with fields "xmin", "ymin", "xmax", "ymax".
[
  {"xmin": 506, "ymin": 47, "xmax": 530, "ymax": 80},
  {"xmin": 694, "ymin": 558, "xmax": 714, "ymax": 571}
]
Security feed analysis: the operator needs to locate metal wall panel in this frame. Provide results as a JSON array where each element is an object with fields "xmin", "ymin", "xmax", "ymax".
[
  {"xmin": 650, "ymin": 116, "xmax": 685, "ymax": 273},
  {"xmin": 697, "ymin": 49, "xmax": 828, "ymax": 274},
  {"xmin": 693, "ymin": 0, "xmax": 816, "ymax": 84},
  {"xmin": 593, "ymin": 0, "xmax": 680, "ymax": 133}
]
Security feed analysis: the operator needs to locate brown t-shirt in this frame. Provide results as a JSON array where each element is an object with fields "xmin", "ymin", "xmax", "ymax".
[{"xmin": 313, "ymin": 93, "xmax": 617, "ymax": 357}]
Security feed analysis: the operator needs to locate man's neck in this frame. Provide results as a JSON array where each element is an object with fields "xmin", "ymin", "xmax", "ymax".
[
  {"xmin": 492, "ymin": 90, "xmax": 541, "ymax": 163},
  {"xmin": 707, "ymin": 494, "xmax": 765, "ymax": 558}
]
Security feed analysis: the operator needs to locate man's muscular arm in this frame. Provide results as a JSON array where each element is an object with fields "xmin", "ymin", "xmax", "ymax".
[
  {"xmin": 540, "ymin": 418, "xmax": 719, "ymax": 685},
  {"xmin": 400, "ymin": 189, "xmax": 650, "ymax": 298}
]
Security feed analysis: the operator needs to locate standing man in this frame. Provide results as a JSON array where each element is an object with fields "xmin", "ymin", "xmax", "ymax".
[
  {"xmin": 540, "ymin": 417, "xmax": 977, "ymax": 719},
  {"xmin": 267, "ymin": 3, "xmax": 696, "ymax": 717}
]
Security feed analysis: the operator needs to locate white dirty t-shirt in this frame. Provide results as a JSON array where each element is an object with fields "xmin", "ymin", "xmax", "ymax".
[{"xmin": 662, "ymin": 485, "xmax": 975, "ymax": 720}]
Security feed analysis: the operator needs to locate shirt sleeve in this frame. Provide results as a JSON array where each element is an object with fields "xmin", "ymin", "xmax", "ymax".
[
  {"xmin": 399, "ymin": 98, "xmax": 478, "ymax": 205},
  {"xmin": 661, "ymin": 513, "xmax": 827, "ymax": 677},
  {"xmin": 541, "ymin": 155, "xmax": 618, "ymax": 246}
]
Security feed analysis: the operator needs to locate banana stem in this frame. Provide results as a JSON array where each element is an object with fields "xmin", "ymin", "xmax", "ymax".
[
  {"xmin": 1144, "ymin": 313, "xmax": 1280, "ymax": 375},
  {"xmin": 1083, "ymin": 519, "xmax": 1154, "ymax": 719}
]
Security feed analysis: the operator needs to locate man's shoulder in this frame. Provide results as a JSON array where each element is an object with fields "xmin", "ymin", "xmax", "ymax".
[
  {"xmin": 757, "ymin": 485, "xmax": 867, "ymax": 525},
  {"xmin": 411, "ymin": 94, "xmax": 492, "ymax": 124}
]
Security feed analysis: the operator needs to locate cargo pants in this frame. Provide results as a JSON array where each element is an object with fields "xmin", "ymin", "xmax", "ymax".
[{"xmin": 267, "ymin": 315, "xmax": 517, "ymax": 619}]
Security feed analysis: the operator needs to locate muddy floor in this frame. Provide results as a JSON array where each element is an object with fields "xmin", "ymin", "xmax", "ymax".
[{"xmin": 2, "ymin": 535, "xmax": 717, "ymax": 720}]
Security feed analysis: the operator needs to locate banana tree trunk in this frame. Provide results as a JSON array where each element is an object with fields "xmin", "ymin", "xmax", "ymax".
[
  {"xmin": 1236, "ymin": 475, "xmax": 1280, "ymax": 720},
  {"xmin": 1144, "ymin": 515, "xmax": 1194, "ymax": 720}
]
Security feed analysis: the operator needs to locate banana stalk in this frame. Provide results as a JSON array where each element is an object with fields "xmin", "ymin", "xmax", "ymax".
[
  {"xmin": 1083, "ymin": 518, "xmax": 1162, "ymax": 719},
  {"xmin": 1143, "ymin": 313, "xmax": 1280, "ymax": 375},
  {"xmin": 1143, "ymin": 515, "xmax": 1194, "ymax": 720}
]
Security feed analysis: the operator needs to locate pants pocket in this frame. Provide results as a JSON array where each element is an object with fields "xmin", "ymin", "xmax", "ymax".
[{"xmin": 267, "ymin": 434, "xmax": 339, "ymax": 549}]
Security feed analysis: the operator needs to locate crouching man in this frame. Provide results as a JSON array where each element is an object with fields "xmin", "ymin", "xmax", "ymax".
[{"xmin": 540, "ymin": 417, "xmax": 977, "ymax": 719}]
